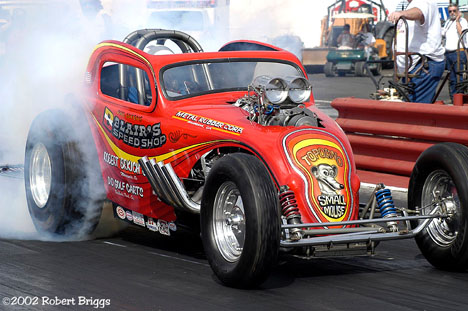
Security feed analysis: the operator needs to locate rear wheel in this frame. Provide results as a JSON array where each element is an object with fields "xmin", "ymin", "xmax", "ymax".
[
  {"xmin": 201, "ymin": 153, "xmax": 280, "ymax": 288},
  {"xmin": 25, "ymin": 109, "xmax": 104, "ymax": 239},
  {"xmin": 324, "ymin": 62, "xmax": 335, "ymax": 77},
  {"xmin": 371, "ymin": 63, "xmax": 382, "ymax": 76},
  {"xmin": 408, "ymin": 143, "xmax": 468, "ymax": 271},
  {"xmin": 355, "ymin": 61, "xmax": 366, "ymax": 77}
]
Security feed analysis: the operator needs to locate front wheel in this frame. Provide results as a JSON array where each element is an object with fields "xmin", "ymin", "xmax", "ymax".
[
  {"xmin": 371, "ymin": 63, "xmax": 382, "ymax": 76},
  {"xmin": 355, "ymin": 61, "xmax": 366, "ymax": 77},
  {"xmin": 408, "ymin": 143, "xmax": 468, "ymax": 271},
  {"xmin": 324, "ymin": 62, "xmax": 335, "ymax": 77},
  {"xmin": 201, "ymin": 153, "xmax": 280, "ymax": 288}
]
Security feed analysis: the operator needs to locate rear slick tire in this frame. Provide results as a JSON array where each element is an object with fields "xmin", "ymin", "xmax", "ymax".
[
  {"xmin": 201, "ymin": 153, "xmax": 280, "ymax": 288},
  {"xmin": 408, "ymin": 143, "xmax": 468, "ymax": 271},
  {"xmin": 24, "ymin": 109, "xmax": 104, "ymax": 239}
]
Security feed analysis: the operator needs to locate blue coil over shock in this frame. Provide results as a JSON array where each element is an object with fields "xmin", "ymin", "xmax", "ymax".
[
  {"xmin": 375, "ymin": 187, "xmax": 398, "ymax": 231},
  {"xmin": 375, "ymin": 188, "xmax": 397, "ymax": 217}
]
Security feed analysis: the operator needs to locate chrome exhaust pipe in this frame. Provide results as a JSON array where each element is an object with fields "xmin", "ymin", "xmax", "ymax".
[
  {"xmin": 139, "ymin": 157, "xmax": 171, "ymax": 205},
  {"xmin": 139, "ymin": 156, "xmax": 182, "ymax": 208},
  {"xmin": 162, "ymin": 162, "xmax": 200, "ymax": 214},
  {"xmin": 139, "ymin": 156, "xmax": 200, "ymax": 214}
]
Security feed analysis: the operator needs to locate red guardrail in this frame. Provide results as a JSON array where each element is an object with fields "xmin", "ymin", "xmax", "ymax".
[{"xmin": 331, "ymin": 98, "xmax": 468, "ymax": 188}]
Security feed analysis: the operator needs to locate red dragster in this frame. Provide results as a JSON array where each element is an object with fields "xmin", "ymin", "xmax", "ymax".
[{"xmin": 24, "ymin": 30, "xmax": 468, "ymax": 288}]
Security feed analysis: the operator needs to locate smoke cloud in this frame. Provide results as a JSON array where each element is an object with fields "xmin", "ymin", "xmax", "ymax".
[{"xmin": 0, "ymin": 1, "xmax": 129, "ymax": 240}]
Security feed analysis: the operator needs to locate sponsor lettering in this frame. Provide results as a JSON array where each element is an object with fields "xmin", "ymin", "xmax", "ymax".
[
  {"xmin": 146, "ymin": 218, "xmax": 159, "ymax": 232},
  {"xmin": 126, "ymin": 211, "xmax": 133, "ymax": 221},
  {"xmin": 168, "ymin": 222, "xmax": 177, "ymax": 231},
  {"xmin": 120, "ymin": 158, "xmax": 141, "ymax": 174},
  {"xmin": 103, "ymin": 152, "xmax": 141, "ymax": 175},
  {"xmin": 174, "ymin": 111, "xmax": 243, "ymax": 134},
  {"xmin": 318, "ymin": 195, "xmax": 346, "ymax": 219},
  {"xmin": 103, "ymin": 151, "xmax": 118, "ymax": 167},
  {"xmin": 116, "ymin": 206, "xmax": 126, "ymax": 219},
  {"xmin": 132, "ymin": 211, "xmax": 145, "ymax": 227},
  {"xmin": 117, "ymin": 110, "xmax": 143, "ymax": 122},
  {"xmin": 301, "ymin": 147, "xmax": 343, "ymax": 167},
  {"xmin": 104, "ymin": 107, "xmax": 166, "ymax": 149},
  {"xmin": 157, "ymin": 220, "xmax": 170, "ymax": 236},
  {"xmin": 107, "ymin": 176, "xmax": 144, "ymax": 198}
]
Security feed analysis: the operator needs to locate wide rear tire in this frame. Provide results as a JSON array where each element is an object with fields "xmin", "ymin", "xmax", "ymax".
[
  {"xmin": 24, "ymin": 109, "xmax": 104, "ymax": 239},
  {"xmin": 201, "ymin": 153, "xmax": 280, "ymax": 288},
  {"xmin": 408, "ymin": 143, "xmax": 468, "ymax": 271}
]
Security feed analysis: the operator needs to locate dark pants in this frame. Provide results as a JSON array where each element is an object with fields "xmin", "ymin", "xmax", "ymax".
[
  {"xmin": 446, "ymin": 51, "xmax": 467, "ymax": 98},
  {"xmin": 409, "ymin": 59, "xmax": 445, "ymax": 103}
]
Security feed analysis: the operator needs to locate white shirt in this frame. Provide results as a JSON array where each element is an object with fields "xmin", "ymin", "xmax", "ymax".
[
  {"xmin": 396, "ymin": 0, "xmax": 445, "ymax": 72},
  {"xmin": 360, "ymin": 32, "xmax": 376, "ymax": 46},
  {"xmin": 443, "ymin": 17, "xmax": 468, "ymax": 51}
]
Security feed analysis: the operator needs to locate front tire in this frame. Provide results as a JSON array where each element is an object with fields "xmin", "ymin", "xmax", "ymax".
[
  {"xmin": 201, "ymin": 153, "xmax": 280, "ymax": 288},
  {"xmin": 371, "ymin": 63, "xmax": 382, "ymax": 76},
  {"xmin": 324, "ymin": 62, "xmax": 335, "ymax": 77},
  {"xmin": 408, "ymin": 143, "xmax": 468, "ymax": 271},
  {"xmin": 24, "ymin": 109, "xmax": 104, "ymax": 239},
  {"xmin": 355, "ymin": 61, "xmax": 366, "ymax": 77}
]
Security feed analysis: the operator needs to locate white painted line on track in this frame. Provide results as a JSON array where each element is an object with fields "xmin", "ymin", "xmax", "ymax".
[
  {"xmin": 103, "ymin": 241, "xmax": 127, "ymax": 248},
  {"xmin": 149, "ymin": 251, "xmax": 209, "ymax": 267}
]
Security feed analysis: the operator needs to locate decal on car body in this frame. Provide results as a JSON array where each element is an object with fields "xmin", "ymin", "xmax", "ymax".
[
  {"xmin": 93, "ymin": 112, "xmax": 240, "ymax": 165},
  {"xmin": 173, "ymin": 111, "xmax": 244, "ymax": 135},
  {"xmin": 112, "ymin": 204, "xmax": 177, "ymax": 236},
  {"xmin": 283, "ymin": 129, "xmax": 354, "ymax": 224},
  {"xmin": 103, "ymin": 107, "xmax": 167, "ymax": 149}
]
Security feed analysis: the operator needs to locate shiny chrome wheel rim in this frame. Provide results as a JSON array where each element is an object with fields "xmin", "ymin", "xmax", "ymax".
[
  {"xmin": 422, "ymin": 170, "xmax": 460, "ymax": 247},
  {"xmin": 212, "ymin": 181, "xmax": 245, "ymax": 262},
  {"xmin": 29, "ymin": 143, "xmax": 52, "ymax": 208}
]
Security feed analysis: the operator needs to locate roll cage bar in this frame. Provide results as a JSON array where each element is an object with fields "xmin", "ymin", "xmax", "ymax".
[{"xmin": 118, "ymin": 29, "xmax": 213, "ymax": 104}]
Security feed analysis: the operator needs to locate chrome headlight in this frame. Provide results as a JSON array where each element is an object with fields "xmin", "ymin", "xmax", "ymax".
[
  {"xmin": 285, "ymin": 76, "xmax": 312, "ymax": 103},
  {"xmin": 253, "ymin": 75, "xmax": 288, "ymax": 104}
]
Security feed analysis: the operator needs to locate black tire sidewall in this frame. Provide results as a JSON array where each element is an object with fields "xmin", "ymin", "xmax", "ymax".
[
  {"xmin": 355, "ymin": 61, "xmax": 366, "ymax": 76},
  {"xmin": 24, "ymin": 109, "xmax": 103, "ymax": 237},
  {"xmin": 25, "ymin": 114, "xmax": 68, "ymax": 234},
  {"xmin": 201, "ymin": 153, "xmax": 280, "ymax": 287},
  {"xmin": 324, "ymin": 62, "xmax": 335, "ymax": 77},
  {"xmin": 408, "ymin": 143, "xmax": 468, "ymax": 270}
]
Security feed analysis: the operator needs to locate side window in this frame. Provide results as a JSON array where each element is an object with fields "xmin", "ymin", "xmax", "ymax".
[{"xmin": 100, "ymin": 62, "xmax": 153, "ymax": 106}]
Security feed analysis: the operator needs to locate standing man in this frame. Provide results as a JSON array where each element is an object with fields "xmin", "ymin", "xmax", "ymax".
[
  {"xmin": 389, "ymin": 0, "xmax": 445, "ymax": 103},
  {"xmin": 442, "ymin": 3, "xmax": 468, "ymax": 99}
]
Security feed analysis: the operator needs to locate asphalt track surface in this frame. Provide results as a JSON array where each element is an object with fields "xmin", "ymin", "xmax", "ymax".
[{"xmin": 1, "ymin": 71, "xmax": 466, "ymax": 311}]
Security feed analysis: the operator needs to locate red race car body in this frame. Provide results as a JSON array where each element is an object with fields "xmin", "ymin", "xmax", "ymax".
[{"xmin": 84, "ymin": 39, "xmax": 360, "ymax": 229}]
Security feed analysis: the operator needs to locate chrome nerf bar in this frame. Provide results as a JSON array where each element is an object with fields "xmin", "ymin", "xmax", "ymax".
[
  {"xmin": 281, "ymin": 214, "xmax": 443, "ymax": 229},
  {"xmin": 280, "ymin": 205, "xmax": 443, "ymax": 247}
]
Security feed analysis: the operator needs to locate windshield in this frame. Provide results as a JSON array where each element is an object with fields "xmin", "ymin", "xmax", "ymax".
[{"xmin": 162, "ymin": 60, "xmax": 303, "ymax": 99}]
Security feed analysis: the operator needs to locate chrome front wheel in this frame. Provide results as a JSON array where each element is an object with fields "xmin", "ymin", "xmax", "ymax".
[
  {"xmin": 212, "ymin": 181, "xmax": 245, "ymax": 263},
  {"xmin": 409, "ymin": 143, "xmax": 468, "ymax": 271},
  {"xmin": 421, "ymin": 170, "xmax": 460, "ymax": 247}
]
